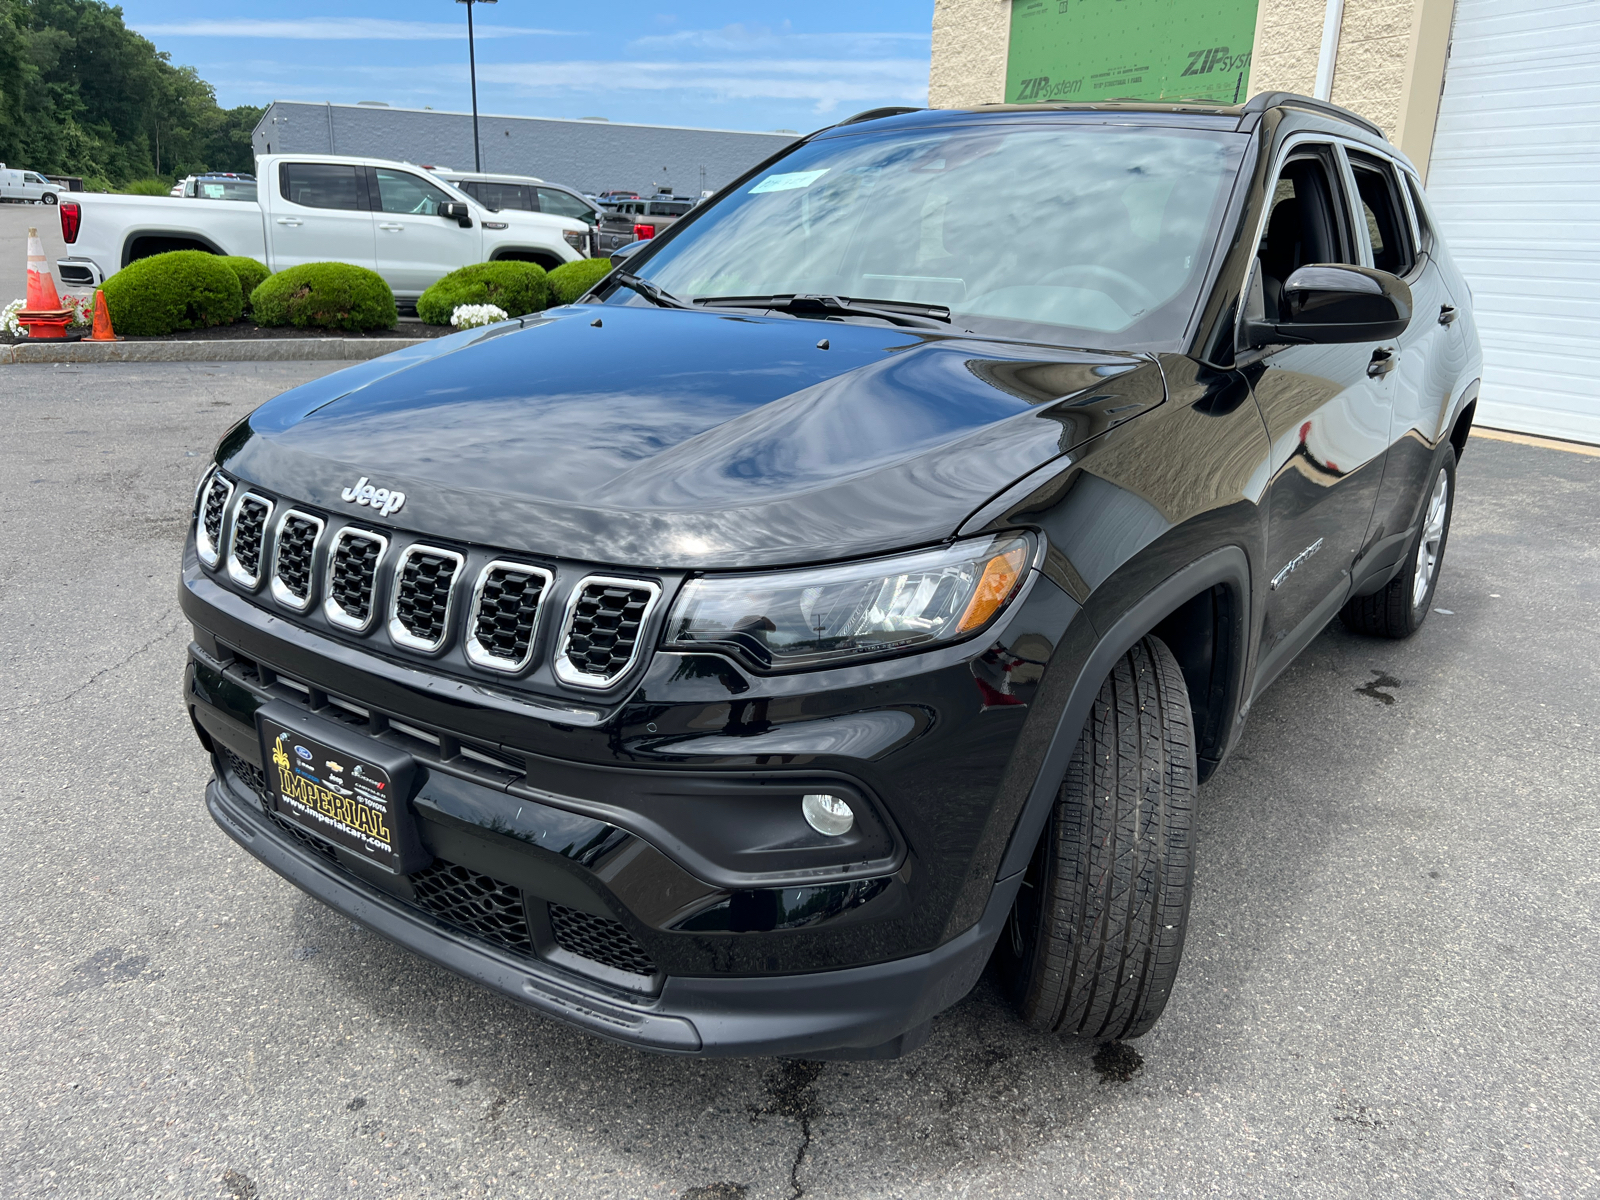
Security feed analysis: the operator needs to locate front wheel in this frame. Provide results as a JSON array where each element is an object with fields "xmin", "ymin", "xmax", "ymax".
[
  {"xmin": 996, "ymin": 635, "xmax": 1197, "ymax": 1041},
  {"xmin": 1340, "ymin": 451, "xmax": 1456, "ymax": 639}
]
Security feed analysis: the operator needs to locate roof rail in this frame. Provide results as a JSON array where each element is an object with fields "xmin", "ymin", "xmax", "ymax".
[
  {"xmin": 1241, "ymin": 91, "xmax": 1386, "ymax": 139},
  {"xmin": 836, "ymin": 106, "xmax": 924, "ymax": 127}
]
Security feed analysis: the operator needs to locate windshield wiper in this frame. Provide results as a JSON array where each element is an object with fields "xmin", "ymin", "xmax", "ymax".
[
  {"xmin": 612, "ymin": 271, "xmax": 692, "ymax": 310},
  {"xmin": 696, "ymin": 294, "xmax": 950, "ymax": 328}
]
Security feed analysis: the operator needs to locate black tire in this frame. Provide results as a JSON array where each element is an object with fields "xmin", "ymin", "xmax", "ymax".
[
  {"xmin": 42, "ymin": 192, "xmax": 58, "ymax": 205},
  {"xmin": 997, "ymin": 635, "xmax": 1197, "ymax": 1041},
  {"xmin": 1340, "ymin": 451, "xmax": 1456, "ymax": 639}
]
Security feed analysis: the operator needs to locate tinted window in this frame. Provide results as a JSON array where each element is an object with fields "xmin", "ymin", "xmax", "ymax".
[
  {"xmin": 373, "ymin": 169, "xmax": 452, "ymax": 216},
  {"xmin": 466, "ymin": 181, "xmax": 535, "ymax": 212},
  {"xmin": 1257, "ymin": 149, "xmax": 1355, "ymax": 318},
  {"xmin": 537, "ymin": 187, "xmax": 597, "ymax": 223},
  {"xmin": 633, "ymin": 124, "xmax": 1246, "ymax": 344},
  {"xmin": 647, "ymin": 200, "xmax": 692, "ymax": 216},
  {"xmin": 280, "ymin": 163, "xmax": 364, "ymax": 211},
  {"xmin": 1348, "ymin": 154, "xmax": 1415, "ymax": 276}
]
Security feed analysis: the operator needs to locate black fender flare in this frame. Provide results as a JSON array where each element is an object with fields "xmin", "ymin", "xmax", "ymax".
[{"xmin": 995, "ymin": 545, "xmax": 1252, "ymax": 881}]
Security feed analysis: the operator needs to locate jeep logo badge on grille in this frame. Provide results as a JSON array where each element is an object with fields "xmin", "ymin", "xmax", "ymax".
[{"xmin": 340, "ymin": 476, "xmax": 406, "ymax": 517}]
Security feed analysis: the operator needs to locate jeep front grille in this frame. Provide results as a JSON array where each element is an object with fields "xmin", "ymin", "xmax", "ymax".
[
  {"xmin": 549, "ymin": 903, "xmax": 658, "ymax": 977},
  {"xmin": 389, "ymin": 545, "xmax": 463, "ymax": 651},
  {"xmin": 226, "ymin": 493, "xmax": 273, "ymax": 588},
  {"xmin": 270, "ymin": 510, "xmax": 323, "ymax": 610},
  {"xmin": 466, "ymin": 561, "xmax": 552, "ymax": 672},
  {"xmin": 324, "ymin": 528, "xmax": 388, "ymax": 632},
  {"xmin": 195, "ymin": 472, "xmax": 234, "ymax": 567},
  {"xmin": 554, "ymin": 576, "xmax": 661, "ymax": 687}
]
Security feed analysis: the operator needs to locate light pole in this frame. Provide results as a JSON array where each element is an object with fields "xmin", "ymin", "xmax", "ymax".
[{"xmin": 456, "ymin": 0, "xmax": 496, "ymax": 172}]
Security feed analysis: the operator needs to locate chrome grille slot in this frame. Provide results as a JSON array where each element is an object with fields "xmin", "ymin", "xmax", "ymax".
[
  {"xmin": 555, "ymin": 577, "xmax": 661, "ymax": 688},
  {"xmin": 270, "ymin": 510, "xmax": 324, "ymax": 611},
  {"xmin": 195, "ymin": 472, "xmax": 234, "ymax": 567},
  {"xmin": 466, "ymin": 561, "xmax": 552, "ymax": 672},
  {"xmin": 226, "ymin": 493, "xmax": 273, "ymax": 588},
  {"xmin": 323, "ymin": 528, "xmax": 388, "ymax": 632},
  {"xmin": 389, "ymin": 545, "xmax": 464, "ymax": 652}
]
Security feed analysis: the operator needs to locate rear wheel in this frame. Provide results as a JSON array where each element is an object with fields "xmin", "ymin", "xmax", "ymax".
[
  {"xmin": 996, "ymin": 635, "xmax": 1197, "ymax": 1040},
  {"xmin": 1340, "ymin": 451, "xmax": 1456, "ymax": 639}
]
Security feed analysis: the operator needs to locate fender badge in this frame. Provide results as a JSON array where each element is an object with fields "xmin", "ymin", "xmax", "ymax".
[
  {"xmin": 340, "ymin": 476, "xmax": 406, "ymax": 517},
  {"xmin": 1271, "ymin": 537, "xmax": 1324, "ymax": 590}
]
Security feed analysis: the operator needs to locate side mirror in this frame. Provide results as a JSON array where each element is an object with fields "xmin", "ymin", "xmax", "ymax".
[
  {"xmin": 609, "ymin": 240, "xmax": 650, "ymax": 268},
  {"xmin": 1243, "ymin": 263, "xmax": 1411, "ymax": 348},
  {"xmin": 440, "ymin": 201, "xmax": 473, "ymax": 228}
]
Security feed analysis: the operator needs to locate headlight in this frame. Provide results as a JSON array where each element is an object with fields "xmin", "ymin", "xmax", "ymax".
[
  {"xmin": 664, "ymin": 534, "xmax": 1031, "ymax": 672},
  {"xmin": 562, "ymin": 229, "xmax": 587, "ymax": 250}
]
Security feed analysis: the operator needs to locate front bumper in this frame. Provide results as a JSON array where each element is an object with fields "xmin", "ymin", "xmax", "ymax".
[{"xmin": 207, "ymin": 774, "xmax": 1012, "ymax": 1057}]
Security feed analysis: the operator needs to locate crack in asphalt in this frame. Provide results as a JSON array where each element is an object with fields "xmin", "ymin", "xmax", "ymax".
[
  {"xmin": 0, "ymin": 619, "xmax": 183, "ymax": 716},
  {"xmin": 749, "ymin": 1060, "xmax": 824, "ymax": 1198}
]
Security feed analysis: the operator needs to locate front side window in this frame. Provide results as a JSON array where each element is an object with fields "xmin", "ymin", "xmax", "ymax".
[
  {"xmin": 1347, "ymin": 153, "xmax": 1415, "ymax": 276},
  {"xmin": 1256, "ymin": 148, "xmax": 1356, "ymax": 319},
  {"xmin": 281, "ymin": 163, "xmax": 364, "ymax": 211},
  {"xmin": 373, "ymin": 169, "xmax": 453, "ymax": 216},
  {"xmin": 537, "ymin": 188, "xmax": 597, "ymax": 224},
  {"xmin": 627, "ymin": 122, "xmax": 1246, "ymax": 346}
]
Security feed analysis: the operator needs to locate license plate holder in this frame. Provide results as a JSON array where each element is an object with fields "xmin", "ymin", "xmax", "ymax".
[{"xmin": 255, "ymin": 700, "xmax": 429, "ymax": 874}]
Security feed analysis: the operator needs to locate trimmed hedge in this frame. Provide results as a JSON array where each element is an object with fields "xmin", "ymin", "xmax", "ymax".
[
  {"xmin": 546, "ymin": 258, "xmax": 615, "ymax": 306},
  {"xmin": 100, "ymin": 250, "xmax": 244, "ymax": 336},
  {"xmin": 251, "ymin": 262, "xmax": 396, "ymax": 331},
  {"xmin": 218, "ymin": 256, "xmax": 270, "ymax": 308},
  {"xmin": 416, "ymin": 261, "xmax": 549, "ymax": 325}
]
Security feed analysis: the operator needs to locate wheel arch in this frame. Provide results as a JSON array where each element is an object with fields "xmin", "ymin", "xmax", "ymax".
[
  {"xmin": 490, "ymin": 247, "xmax": 566, "ymax": 272},
  {"xmin": 996, "ymin": 545, "xmax": 1252, "ymax": 881},
  {"xmin": 121, "ymin": 230, "xmax": 226, "ymax": 268},
  {"xmin": 1448, "ymin": 378, "xmax": 1479, "ymax": 461}
]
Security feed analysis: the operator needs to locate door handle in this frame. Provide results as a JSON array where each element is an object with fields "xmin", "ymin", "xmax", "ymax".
[
  {"xmin": 275, "ymin": 217, "xmax": 303, "ymax": 227},
  {"xmin": 1366, "ymin": 348, "xmax": 1397, "ymax": 378},
  {"xmin": 378, "ymin": 223, "xmax": 405, "ymax": 232},
  {"xmin": 1438, "ymin": 304, "xmax": 1458, "ymax": 326}
]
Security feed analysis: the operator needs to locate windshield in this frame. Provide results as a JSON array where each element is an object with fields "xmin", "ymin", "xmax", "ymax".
[{"xmin": 624, "ymin": 122, "xmax": 1246, "ymax": 347}]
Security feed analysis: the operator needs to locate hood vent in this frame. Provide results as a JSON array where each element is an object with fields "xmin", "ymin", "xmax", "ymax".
[
  {"xmin": 389, "ymin": 545, "xmax": 464, "ymax": 652},
  {"xmin": 466, "ymin": 561, "xmax": 553, "ymax": 672},
  {"xmin": 324, "ymin": 528, "xmax": 388, "ymax": 632},
  {"xmin": 270, "ymin": 510, "xmax": 324, "ymax": 611},
  {"xmin": 554, "ymin": 576, "xmax": 661, "ymax": 688}
]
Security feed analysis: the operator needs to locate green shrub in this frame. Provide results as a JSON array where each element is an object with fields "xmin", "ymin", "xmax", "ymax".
[
  {"xmin": 251, "ymin": 263, "xmax": 397, "ymax": 331},
  {"xmin": 100, "ymin": 250, "xmax": 244, "ymax": 336},
  {"xmin": 546, "ymin": 258, "xmax": 615, "ymax": 306},
  {"xmin": 416, "ymin": 261, "xmax": 549, "ymax": 325},
  {"xmin": 218, "ymin": 256, "xmax": 270, "ymax": 308},
  {"xmin": 120, "ymin": 178, "xmax": 173, "ymax": 196}
]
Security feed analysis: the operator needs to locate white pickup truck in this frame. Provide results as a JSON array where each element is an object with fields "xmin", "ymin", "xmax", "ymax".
[{"xmin": 54, "ymin": 153, "xmax": 589, "ymax": 302}]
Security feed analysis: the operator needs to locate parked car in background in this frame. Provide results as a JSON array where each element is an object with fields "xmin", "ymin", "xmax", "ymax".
[
  {"xmin": 0, "ymin": 165, "xmax": 60, "ymax": 205},
  {"xmin": 433, "ymin": 170, "xmax": 634, "ymax": 256},
  {"xmin": 600, "ymin": 192, "xmax": 696, "ymax": 238},
  {"xmin": 594, "ymin": 190, "xmax": 640, "ymax": 203},
  {"xmin": 53, "ymin": 154, "xmax": 589, "ymax": 302},
  {"xmin": 173, "ymin": 173, "xmax": 258, "ymax": 201}
]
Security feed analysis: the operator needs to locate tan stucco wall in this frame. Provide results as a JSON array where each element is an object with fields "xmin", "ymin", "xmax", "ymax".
[
  {"xmin": 930, "ymin": 0, "xmax": 1011, "ymax": 108},
  {"xmin": 931, "ymin": 0, "xmax": 1455, "ymax": 174}
]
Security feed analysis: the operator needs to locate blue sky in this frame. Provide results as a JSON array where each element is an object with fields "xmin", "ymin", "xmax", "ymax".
[{"xmin": 122, "ymin": 1, "xmax": 935, "ymax": 133}]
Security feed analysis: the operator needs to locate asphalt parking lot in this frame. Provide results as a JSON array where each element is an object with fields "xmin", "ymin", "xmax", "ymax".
[{"xmin": 1, "ymin": 361, "xmax": 1596, "ymax": 1200}]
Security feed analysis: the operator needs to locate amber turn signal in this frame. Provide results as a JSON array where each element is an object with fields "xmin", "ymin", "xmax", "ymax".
[{"xmin": 957, "ymin": 545, "xmax": 1028, "ymax": 632}]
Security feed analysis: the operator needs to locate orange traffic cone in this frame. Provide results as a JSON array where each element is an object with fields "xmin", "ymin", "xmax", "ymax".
[
  {"xmin": 87, "ymin": 289, "xmax": 119, "ymax": 341},
  {"xmin": 25, "ymin": 227, "xmax": 61, "ymax": 310}
]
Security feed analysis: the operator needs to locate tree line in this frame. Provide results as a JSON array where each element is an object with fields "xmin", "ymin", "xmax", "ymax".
[{"xmin": 0, "ymin": 0, "xmax": 262, "ymax": 189}]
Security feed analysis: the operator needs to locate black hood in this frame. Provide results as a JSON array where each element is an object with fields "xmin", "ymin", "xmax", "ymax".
[{"xmin": 227, "ymin": 305, "xmax": 1164, "ymax": 569}]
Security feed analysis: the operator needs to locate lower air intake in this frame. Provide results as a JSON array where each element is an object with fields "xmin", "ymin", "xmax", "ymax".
[
  {"xmin": 549, "ymin": 902, "xmax": 658, "ymax": 977},
  {"xmin": 411, "ymin": 861, "xmax": 535, "ymax": 956}
]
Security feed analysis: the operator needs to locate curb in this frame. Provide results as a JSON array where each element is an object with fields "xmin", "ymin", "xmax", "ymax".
[{"xmin": 0, "ymin": 337, "xmax": 429, "ymax": 365}]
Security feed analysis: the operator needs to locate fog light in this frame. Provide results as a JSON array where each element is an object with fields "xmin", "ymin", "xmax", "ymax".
[{"xmin": 801, "ymin": 793, "xmax": 854, "ymax": 837}]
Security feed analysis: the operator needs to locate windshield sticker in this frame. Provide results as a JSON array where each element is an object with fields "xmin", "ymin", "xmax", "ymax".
[{"xmin": 750, "ymin": 169, "xmax": 829, "ymax": 194}]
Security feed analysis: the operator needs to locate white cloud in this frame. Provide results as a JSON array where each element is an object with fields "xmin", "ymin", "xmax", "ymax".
[
  {"xmin": 477, "ymin": 58, "xmax": 928, "ymax": 114},
  {"xmin": 135, "ymin": 18, "xmax": 576, "ymax": 41},
  {"xmin": 627, "ymin": 24, "xmax": 931, "ymax": 56}
]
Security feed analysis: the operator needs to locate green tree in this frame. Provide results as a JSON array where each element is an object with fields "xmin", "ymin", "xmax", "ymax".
[{"xmin": 0, "ymin": 0, "xmax": 262, "ymax": 186}]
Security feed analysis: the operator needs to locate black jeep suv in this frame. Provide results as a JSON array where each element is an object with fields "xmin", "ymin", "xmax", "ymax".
[{"xmin": 184, "ymin": 93, "xmax": 1481, "ymax": 1059}]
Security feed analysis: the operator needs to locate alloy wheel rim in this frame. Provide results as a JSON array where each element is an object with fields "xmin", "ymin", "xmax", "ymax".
[{"xmin": 1411, "ymin": 467, "xmax": 1450, "ymax": 611}]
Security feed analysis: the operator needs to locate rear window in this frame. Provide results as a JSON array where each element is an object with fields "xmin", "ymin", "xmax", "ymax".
[{"xmin": 280, "ymin": 163, "xmax": 364, "ymax": 211}]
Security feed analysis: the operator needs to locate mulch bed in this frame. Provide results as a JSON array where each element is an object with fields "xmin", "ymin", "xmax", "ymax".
[{"xmin": 2, "ymin": 317, "xmax": 454, "ymax": 345}]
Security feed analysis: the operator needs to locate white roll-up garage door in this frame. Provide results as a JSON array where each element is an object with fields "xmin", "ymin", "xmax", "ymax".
[{"xmin": 1425, "ymin": 0, "xmax": 1600, "ymax": 444}]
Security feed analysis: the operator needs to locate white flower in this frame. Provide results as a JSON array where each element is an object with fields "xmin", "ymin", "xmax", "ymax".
[
  {"xmin": 450, "ymin": 303, "xmax": 510, "ymax": 329},
  {"xmin": 1, "ymin": 298, "xmax": 27, "ymax": 338}
]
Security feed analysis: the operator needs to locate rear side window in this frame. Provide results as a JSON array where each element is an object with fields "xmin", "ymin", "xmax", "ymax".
[
  {"xmin": 467, "ymin": 181, "xmax": 535, "ymax": 212},
  {"xmin": 1347, "ymin": 153, "xmax": 1415, "ymax": 276},
  {"xmin": 280, "ymin": 163, "xmax": 365, "ymax": 211}
]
